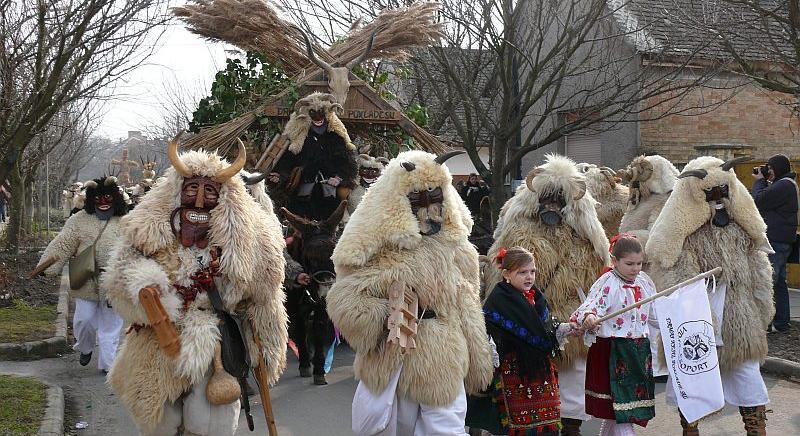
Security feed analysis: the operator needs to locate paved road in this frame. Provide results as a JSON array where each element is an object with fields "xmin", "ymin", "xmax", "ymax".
[{"xmin": 2, "ymin": 345, "xmax": 799, "ymax": 435}]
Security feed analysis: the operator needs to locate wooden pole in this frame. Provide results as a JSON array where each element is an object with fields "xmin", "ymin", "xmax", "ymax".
[
  {"xmin": 250, "ymin": 321, "xmax": 279, "ymax": 436},
  {"xmin": 28, "ymin": 256, "xmax": 58, "ymax": 279},
  {"xmin": 596, "ymin": 267, "xmax": 722, "ymax": 323}
]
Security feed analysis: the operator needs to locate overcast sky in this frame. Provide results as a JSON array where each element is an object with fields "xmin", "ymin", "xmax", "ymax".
[{"xmin": 96, "ymin": 21, "xmax": 229, "ymax": 140}]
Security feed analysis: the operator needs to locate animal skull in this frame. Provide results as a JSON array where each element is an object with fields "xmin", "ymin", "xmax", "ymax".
[{"xmin": 300, "ymin": 29, "xmax": 376, "ymax": 105}]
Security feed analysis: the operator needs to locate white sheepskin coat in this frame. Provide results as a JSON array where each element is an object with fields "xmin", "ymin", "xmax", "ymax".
[
  {"xmin": 646, "ymin": 156, "xmax": 774, "ymax": 369},
  {"xmin": 36, "ymin": 211, "xmax": 122, "ymax": 301},
  {"xmin": 327, "ymin": 150, "xmax": 493, "ymax": 407},
  {"xmin": 101, "ymin": 150, "xmax": 288, "ymax": 432},
  {"xmin": 487, "ymin": 155, "xmax": 609, "ymax": 366}
]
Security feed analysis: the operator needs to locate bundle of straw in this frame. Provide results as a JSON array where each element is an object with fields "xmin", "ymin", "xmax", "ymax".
[
  {"xmin": 176, "ymin": 1, "xmax": 446, "ymax": 154},
  {"xmin": 173, "ymin": 0, "xmax": 328, "ymax": 74},
  {"xmin": 174, "ymin": 1, "xmax": 442, "ymax": 74},
  {"xmin": 330, "ymin": 2, "xmax": 443, "ymax": 64}
]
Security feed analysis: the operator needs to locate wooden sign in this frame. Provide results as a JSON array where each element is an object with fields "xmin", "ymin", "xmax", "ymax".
[
  {"xmin": 387, "ymin": 281, "xmax": 419, "ymax": 354},
  {"xmin": 263, "ymin": 106, "xmax": 401, "ymax": 123}
]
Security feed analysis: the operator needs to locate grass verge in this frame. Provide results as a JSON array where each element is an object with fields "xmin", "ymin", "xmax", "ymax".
[
  {"xmin": 0, "ymin": 299, "xmax": 56, "ymax": 343},
  {"xmin": 0, "ymin": 375, "xmax": 47, "ymax": 435}
]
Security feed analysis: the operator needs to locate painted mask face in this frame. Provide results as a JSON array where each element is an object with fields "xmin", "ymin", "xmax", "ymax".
[
  {"xmin": 359, "ymin": 167, "xmax": 381, "ymax": 185},
  {"xmin": 95, "ymin": 194, "xmax": 114, "ymax": 220},
  {"xmin": 408, "ymin": 187, "xmax": 445, "ymax": 236},
  {"xmin": 172, "ymin": 177, "xmax": 221, "ymax": 248},
  {"xmin": 537, "ymin": 192, "xmax": 566, "ymax": 226}
]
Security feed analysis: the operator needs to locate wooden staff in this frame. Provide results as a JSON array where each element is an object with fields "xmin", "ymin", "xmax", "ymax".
[
  {"xmin": 250, "ymin": 321, "xmax": 279, "ymax": 436},
  {"xmin": 139, "ymin": 287, "xmax": 181, "ymax": 358},
  {"xmin": 28, "ymin": 257, "xmax": 58, "ymax": 279},
  {"xmin": 596, "ymin": 267, "xmax": 722, "ymax": 323}
]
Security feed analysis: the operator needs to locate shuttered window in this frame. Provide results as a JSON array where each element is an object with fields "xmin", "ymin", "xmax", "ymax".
[{"xmin": 565, "ymin": 132, "xmax": 602, "ymax": 165}]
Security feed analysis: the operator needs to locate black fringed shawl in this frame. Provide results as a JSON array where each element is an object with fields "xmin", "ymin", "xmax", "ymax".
[{"xmin": 483, "ymin": 281, "xmax": 560, "ymax": 379}]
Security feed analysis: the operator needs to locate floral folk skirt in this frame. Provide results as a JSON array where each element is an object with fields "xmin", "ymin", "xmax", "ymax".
[{"xmin": 585, "ymin": 337, "xmax": 655, "ymax": 427}]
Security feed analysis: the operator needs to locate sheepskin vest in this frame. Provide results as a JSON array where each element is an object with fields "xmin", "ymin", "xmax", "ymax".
[
  {"xmin": 649, "ymin": 222, "xmax": 774, "ymax": 369},
  {"xmin": 40, "ymin": 211, "xmax": 121, "ymax": 301},
  {"xmin": 486, "ymin": 218, "xmax": 604, "ymax": 366},
  {"xmin": 327, "ymin": 233, "xmax": 493, "ymax": 408}
]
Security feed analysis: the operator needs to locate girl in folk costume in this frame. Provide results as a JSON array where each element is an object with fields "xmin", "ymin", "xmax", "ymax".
[
  {"xmin": 468, "ymin": 247, "xmax": 580, "ymax": 436},
  {"xmin": 487, "ymin": 155, "xmax": 610, "ymax": 436},
  {"xmin": 33, "ymin": 176, "xmax": 128, "ymax": 372},
  {"xmin": 571, "ymin": 235, "xmax": 659, "ymax": 436}
]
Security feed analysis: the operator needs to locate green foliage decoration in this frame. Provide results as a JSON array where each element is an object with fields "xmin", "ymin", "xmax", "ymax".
[{"xmin": 189, "ymin": 51, "xmax": 295, "ymax": 134}]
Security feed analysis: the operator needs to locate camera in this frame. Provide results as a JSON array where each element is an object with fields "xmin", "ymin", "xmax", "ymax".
[{"xmin": 752, "ymin": 165, "xmax": 769, "ymax": 177}]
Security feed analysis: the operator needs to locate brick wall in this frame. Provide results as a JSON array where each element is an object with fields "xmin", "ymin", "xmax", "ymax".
[{"xmin": 639, "ymin": 80, "xmax": 800, "ymax": 164}]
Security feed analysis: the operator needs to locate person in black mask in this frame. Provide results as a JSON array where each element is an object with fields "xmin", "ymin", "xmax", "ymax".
[
  {"xmin": 752, "ymin": 154, "xmax": 798, "ymax": 333},
  {"xmin": 32, "ymin": 176, "xmax": 127, "ymax": 372}
]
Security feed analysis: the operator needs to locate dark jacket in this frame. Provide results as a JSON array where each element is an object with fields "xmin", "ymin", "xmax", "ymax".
[
  {"xmin": 752, "ymin": 173, "xmax": 798, "ymax": 244},
  {"xmin": 460, "ymin": 183, "xmax": 490, "ymax": 216}
]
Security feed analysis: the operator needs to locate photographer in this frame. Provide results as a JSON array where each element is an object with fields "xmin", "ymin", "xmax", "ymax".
[{"xmin": 752, "ymin": 154, "xmax": 798, "ymax": 333}]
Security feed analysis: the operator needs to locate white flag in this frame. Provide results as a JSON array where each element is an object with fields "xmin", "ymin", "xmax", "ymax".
[{"xmin": 654, "ymin": 278, "xmax": 724, "ymax": 423}]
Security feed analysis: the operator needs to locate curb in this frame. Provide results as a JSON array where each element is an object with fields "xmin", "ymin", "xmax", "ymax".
[
  {"xmin": 38, "ymin": 383, "xmax": 64, "ymax": 436},
  {"xmin": 0, "ymin": 372, "xmax": 64, "ymax": 436},
  {"xmin": 761, "ymin": 356, "xmax": 800, "ymax": 379},
  {"xmin": 0, "ymin": 268, "xmax": 69, "ymax": 361}
]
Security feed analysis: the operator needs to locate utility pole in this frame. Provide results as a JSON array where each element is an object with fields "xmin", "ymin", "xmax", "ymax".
[{"xmin": 45, "ymin": 154, "xmax": 50, "ymax": 234}]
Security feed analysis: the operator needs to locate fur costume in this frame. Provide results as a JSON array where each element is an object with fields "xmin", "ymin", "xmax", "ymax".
[
  {"xmin": 38, "ymin": 177, "xmax": 128, "ymax": 372},
  {"xmin": 283, "ymin": 92, "xmax": 354, "ymax": 153},
  {"xmin": 618, "ymin": 155, "xmax": 679, "ymax": 247},
  {"xmin": 38, "ymin": 177, "xmax": 126, "ymax": 301},
  {"xmin": 327, "ymin": 150, "xmax": 493, "ymax": 408},
  {"xmin": 646, "ymin": 156, "xmax": 774, "ymax": 369},
  {"xmin": 488, "ymin": 155, "xmax": 609, "ymax": 365},
  {"xmin": 347, "ymin": 153, "xmax": 389, "ymax": 216},
  {"xmin": 102, "ymin": 148, "xmax": 288, "ymax": 433},
  {"xmin": 62, "ymin": 182, "xmax": 86, "ymax": 217},
  {"xmin": 577, "ymin": 163, "xmax": 629, "ymax": 239},
  {"xmin": 273, "ymin": 92, "xmax": 358, "ymax": 221}
]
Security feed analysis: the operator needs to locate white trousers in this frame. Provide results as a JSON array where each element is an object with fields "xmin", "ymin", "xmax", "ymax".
[
  {"xmin": 558, "ymin": 356, "xmax": 590, "ymax": 421},
  {"xmin": 599, "ymin": 419, "xmax": 636, "ymax": 436},
  {"xmin": 375, "ymin": 386, "xmax": 468, "ymax": 436},
  {"xmin": 666, "ymin": 359, "xmax": 769, "ymax": 408},
  {"xmin": 143, "ymin": 367, "xmax": 241, "ymax": 436},
  {"xmin": 73, "ymin": 298, "xmax": 124, "ymax": 370}
]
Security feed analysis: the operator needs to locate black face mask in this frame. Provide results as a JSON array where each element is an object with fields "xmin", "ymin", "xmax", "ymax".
[
  {"xmin": 712, "ymin": 202, "xmax": 730, "ymax": 227},
  {"xmin": 704, "ymin": 185, "xmax": 730, "ymax": 227},
  {"xmin": 539, "ymin": 209, "xmax": 563, "ymax": 226},
  {"xmin": 538, "ymin": 193, "xmax": 565, "ymax": 226}
]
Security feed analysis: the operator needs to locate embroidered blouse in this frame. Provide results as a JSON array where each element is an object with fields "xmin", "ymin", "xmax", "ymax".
[{"xmin": 571, "ymin": 270, "xmax": 658, "ymax": 344}]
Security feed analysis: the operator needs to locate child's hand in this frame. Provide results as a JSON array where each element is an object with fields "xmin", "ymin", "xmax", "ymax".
[
  {"xmin": 568, "ymin": 321, "xmax": 584, "ymax": 336},
  {"xmin": 583, "ymin": 314, "xmax": 600, "ymax": 330}
]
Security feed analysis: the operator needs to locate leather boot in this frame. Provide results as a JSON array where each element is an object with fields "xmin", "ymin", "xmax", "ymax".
[
  {"xmin": 739, "ymin": 405, "xmax": 768, "ymax": 436},
  {"xmin": 680, "ymin": 412, "xmax": 699, "ymax": 436},
  {"xmin": 560, "ymin": 418, "xmax": 582, "ymax": 436}
]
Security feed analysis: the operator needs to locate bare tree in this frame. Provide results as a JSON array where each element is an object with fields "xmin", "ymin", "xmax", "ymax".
[
  {"xmin": 279, "ymin": 0, "xmax": 730, "ymax": 222},
  {"xmin": 668, "ymin": 1, "xmax": 800, "ymax": 101},
  {"xmin": 0, "ymin": 0, "xmax": 169, "ymax": 250}
]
